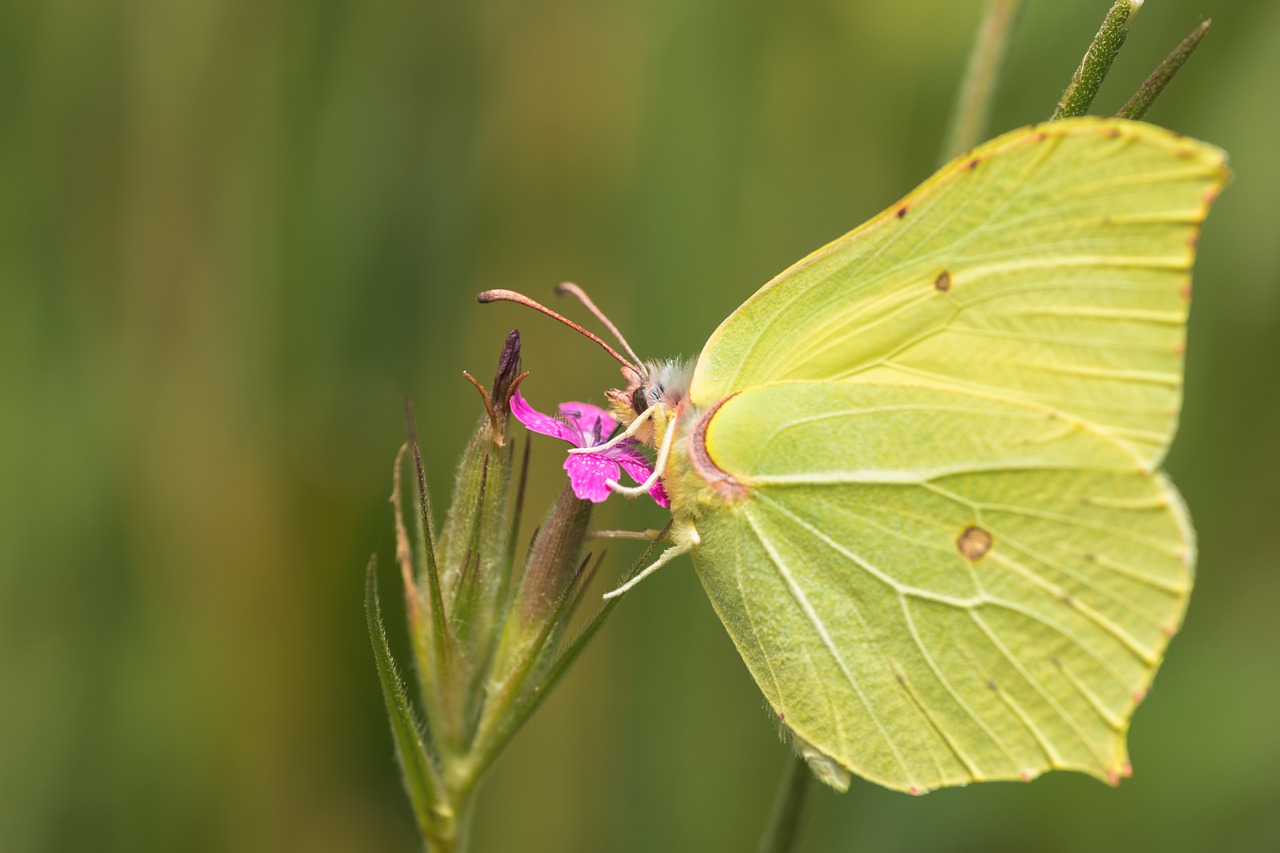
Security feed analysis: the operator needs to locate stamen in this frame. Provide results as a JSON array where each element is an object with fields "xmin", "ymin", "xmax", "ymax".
[
  {"xmin": 567, "ymin": 404, "xmax": 655, "ymax": 455},
  {"xmin": 477, "ymin": 288, "xmax": 640, "ymax": 373},
  {"xmin": 555, "ymin": 282, "xmax": 643, "ymax": 365}
]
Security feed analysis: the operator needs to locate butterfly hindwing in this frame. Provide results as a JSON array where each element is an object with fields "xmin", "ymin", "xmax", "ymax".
[{"xmin": 689, "ymin": 380, "xmax": 1192, "ymax": 792}]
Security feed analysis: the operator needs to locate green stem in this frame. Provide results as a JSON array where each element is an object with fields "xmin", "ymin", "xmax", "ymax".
[
  {"xmin": 1116, "ymin": 19, "xmax": 1211, "ymax": 120},
  {"xmin": 1053, "ymin": 0, "xmax": 1143, "ymax": 120},
  {"xmin": 940, "ymin": 0, "xmax": 1025, "ymax": 163},
  {"xmin": 757, "ymin": 751, "xmax": 814, "ymax": 853},
  {"xmin": 424, "ymin": 793, "xmax": 474, "ymax": 853}
]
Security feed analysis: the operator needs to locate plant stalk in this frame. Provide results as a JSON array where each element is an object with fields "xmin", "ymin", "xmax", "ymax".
[
  {"xmin": 757, "ymin": 751, "xmax": 814, "ymax": 853},
  {"xmin": 1116, "ymin": 19, "xmax": 1211, "ymax": 120},
  {"xmin": 1053, "ymin": 0, "xmax": 1143, "ymax": 119},
  {"xmin": 940, "ymin": 0, "xmax": 1025, "ymax": 163}
]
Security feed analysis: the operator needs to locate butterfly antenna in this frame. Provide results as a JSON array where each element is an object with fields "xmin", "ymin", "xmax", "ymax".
[
  {"xmin": 477, "ymin": 289, "xmax": 640, "ymax": 374},
  {"xmin": 554, "ymin": 282, "xmax": 643, "ymax": 366}
]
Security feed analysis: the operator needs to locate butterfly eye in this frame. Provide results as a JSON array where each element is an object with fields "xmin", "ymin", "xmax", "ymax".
[{"xmin": 630, "ymin": 386, "xmax": 649, "ymax": 416}]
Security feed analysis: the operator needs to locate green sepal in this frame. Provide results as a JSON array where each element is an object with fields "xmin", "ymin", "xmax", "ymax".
[
  {"xmin": 437, "ymin": 420, "xmax": 515, "ymax": 641},
  {"xmin": 437, "ymin": 331, "xmax": 524, "ymax": 628}
]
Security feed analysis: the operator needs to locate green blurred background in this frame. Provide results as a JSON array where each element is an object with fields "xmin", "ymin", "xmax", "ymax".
[{"xmin": 3, "ymin": 1, "xmax": 1278, "ymax": 850}]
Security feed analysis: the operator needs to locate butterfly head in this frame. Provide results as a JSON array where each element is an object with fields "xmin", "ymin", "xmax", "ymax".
[{"xmin": 606, "ymin": 359, "xmax": 692, "ymax": 445}]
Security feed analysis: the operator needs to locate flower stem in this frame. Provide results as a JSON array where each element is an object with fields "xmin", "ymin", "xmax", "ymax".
[
  {"xmin": 757, "ymin": 751, "xmax": 814, "ymax": 853},
  {"xmin": 424, "ymin": 794, "xmax": 474, "ymax": 853},
  {"xmin": 1052, "ymin": 0, "xmax": 1143, "ymax": 120},
  {"xmin": 940, "ymin": 0, "xmax": 1025, "ymax": 163}
]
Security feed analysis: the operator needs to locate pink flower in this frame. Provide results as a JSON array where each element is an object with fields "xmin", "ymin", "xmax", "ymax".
[{"xmin": 510, "ymin": 390, "xmax": 669, "ymax": 508}]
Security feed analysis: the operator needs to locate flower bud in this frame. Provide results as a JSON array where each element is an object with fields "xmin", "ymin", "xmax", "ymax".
[{"xmin": 518, "ymin": 483, "xmax": 593, "ymax": 627}]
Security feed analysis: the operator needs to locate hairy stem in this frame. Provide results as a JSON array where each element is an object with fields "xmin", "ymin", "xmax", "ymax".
[
  {"xmin": 1053, "ymin": 0, "xmax": 1143, "ymax": 119},
  {"xmin": 1116, "ymin": 19, "xmax": 1211, "ymax": 120}
]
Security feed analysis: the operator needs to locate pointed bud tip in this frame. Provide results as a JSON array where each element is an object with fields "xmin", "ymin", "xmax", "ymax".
[
  {"xmin": 495, "ymin": 330, "xmax": 522, "ymax": 384},
  {"xmin": 492, "ymin": 330, "xmax": 524, "ymax": 418}
]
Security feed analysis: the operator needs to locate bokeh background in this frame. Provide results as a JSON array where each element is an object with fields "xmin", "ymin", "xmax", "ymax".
[{"xmin": 4, "ymin": 1, "xmax": 1279, "ymax": 850}]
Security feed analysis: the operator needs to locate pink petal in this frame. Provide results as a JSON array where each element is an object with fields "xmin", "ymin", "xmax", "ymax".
[
  {"xmin": 557, "ymin": 401, "xmax": 618, "ymax": 447},
  {"xmin": 612, "ymin": 445, "xmax": 654, "ymax": 482},
  {"xmin": 563, "ymin": 453, "xmax": 622, "ymax": 503},
  {"xmin": 510, "ymin": 390, "xmax": 579, "ymax": 444}
]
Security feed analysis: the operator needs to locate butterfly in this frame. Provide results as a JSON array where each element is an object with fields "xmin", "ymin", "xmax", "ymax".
[{"xmin": 481, "ymin": 117, "xmax": 1228, "ymax": 794}]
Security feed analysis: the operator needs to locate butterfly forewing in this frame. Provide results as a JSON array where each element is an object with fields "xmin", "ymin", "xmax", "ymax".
[{"xmin": 688, "ymin": 118, "xmax": 1227, "ymax": 467}]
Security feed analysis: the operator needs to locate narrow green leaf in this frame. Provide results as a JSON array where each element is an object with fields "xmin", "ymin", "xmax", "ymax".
[
  {"xmin": 941, "ymin": 0, "xmax": 1025, "ymax": 163},
  {"xmin": 406, "ymin": 401, "xmax": 448, "ymax": 652},
  {"xmin": 449, "ymin": 446, "xmax": 491, "ymax": 645},
  {"xmin": 391, "ymin": 445, "xmax": 420, "ymax": 625},
  {"xmin": 1116, "ymin": 19, "xmax": 1211, "ymax": 120},
  {"xmin": 365, "ymin": 557, "xmax": 442, "ymax": 839},
  {"xmin": 471, "ymin": 527, "xmax": 669, "ymax": 779},
  {"xmin": 1053, "ymin": 0, "xmax": 1143, "ymax": 119},
  {"xmin": 473, "ymin": 598, "xmax": 619, "ymax": 781}
]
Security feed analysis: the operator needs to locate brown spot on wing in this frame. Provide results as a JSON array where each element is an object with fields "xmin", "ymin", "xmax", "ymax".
[
  {"xmin": 956, "ymin": 525, "xmax": 993, "ymax": 561},
  {"xmin": 934, "ymin": 270, "xmax": 951, "ymax": 292}
]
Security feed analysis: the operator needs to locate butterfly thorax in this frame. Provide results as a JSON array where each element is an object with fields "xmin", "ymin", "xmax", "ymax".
[
  {"xmin": 606, "ymin": 358, "xmax": 692, "ymax": 447},
  {"xmin": 607, "ymin": 357, "xmax": 748, "ymax": 524}
]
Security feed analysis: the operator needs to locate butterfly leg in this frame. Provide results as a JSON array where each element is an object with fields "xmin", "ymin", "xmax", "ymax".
[
  {"xmin": 588, "ymin": 528, "xmax": 668, "ymax": 540},
  {"xmin": 601, "ymin": 527, "xmax": 696, "ymax": 599},
  {"xmin": 606, "ymin": 410, "xmax": 677, "ymax": 498}
]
